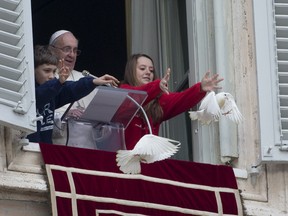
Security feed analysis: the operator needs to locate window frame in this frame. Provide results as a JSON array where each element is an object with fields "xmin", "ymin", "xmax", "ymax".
[{"xmin": 253, "ymin": 0, "xmax": 288, "ymax": 162}]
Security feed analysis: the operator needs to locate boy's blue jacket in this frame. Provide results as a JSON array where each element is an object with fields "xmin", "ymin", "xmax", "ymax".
[{"xmin": 27, "ymin": 76, "xmax": 96, "ymax": 144}]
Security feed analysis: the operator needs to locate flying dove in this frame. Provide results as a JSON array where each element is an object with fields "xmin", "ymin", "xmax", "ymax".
[
  {"xmin": 116, "ymin": 134, "xmax": 180, "ymax": 174},
  {"xmin": 189, "ymin": 91, "xmax": 243, "ymax": 125}
]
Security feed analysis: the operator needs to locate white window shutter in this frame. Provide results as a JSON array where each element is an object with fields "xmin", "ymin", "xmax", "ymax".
[
  {"xmin": 276, "ymin": 0, "xmax": 288, "ymax": 144},
  {"xmin": 253, "ymin": 0, "xmax": 288, "ymax": 162},
  {"xmin": 0, "ymin": 0, "xmax": 37, "ymax": 133}
]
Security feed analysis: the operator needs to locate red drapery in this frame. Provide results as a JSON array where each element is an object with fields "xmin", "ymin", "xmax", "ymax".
[{"xmin": 40, "ymin": 143, "xmax": 242, "ymax": 216}]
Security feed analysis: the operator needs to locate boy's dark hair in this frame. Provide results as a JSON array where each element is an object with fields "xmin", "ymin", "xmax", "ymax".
[{"xmin": 34, "ymin": 45, "xmax": 59, "ymax": 68}]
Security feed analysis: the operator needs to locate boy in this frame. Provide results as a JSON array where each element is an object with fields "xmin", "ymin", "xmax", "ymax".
[{"xmin": 27, "ymin": 45, "xmax": 119, "ymax": 144}]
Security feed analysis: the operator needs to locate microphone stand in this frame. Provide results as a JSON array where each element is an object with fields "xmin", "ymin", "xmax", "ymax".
[
  {"xmin": 126, "ymin": 95, "xmax": 152, "ymax": 134},
  {"xmin": 125, "ymin": 94, "xmax": 180, "ymax": 146},
  {"xmin": 60, "ymin": 70, "xmax": 94, "ymax": 145}
]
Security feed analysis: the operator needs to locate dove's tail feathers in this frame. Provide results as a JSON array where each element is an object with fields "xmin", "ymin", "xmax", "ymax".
[
  {"xmin": 116, "ymin": 150, "xmax": 141, "ymax": 174},
  {"xmin": 120, "ymin": 156, "xmax": 141, "ymax": 174},
  {"xmin": 188, "ymin": 111, "xmax": 198, "ymax": 120},
  {"xmin": 116, "ymin": 150, "xmax": 133, "ymax": 166},
  {"xmin": 189, "ymin": 110, "xmax": 216, "ymax": 125}
]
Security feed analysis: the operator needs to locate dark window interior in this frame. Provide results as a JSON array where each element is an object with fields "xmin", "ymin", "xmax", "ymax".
[{"xmin": 31, "ymin": 0, "xmax": 127, "ymax": 80}]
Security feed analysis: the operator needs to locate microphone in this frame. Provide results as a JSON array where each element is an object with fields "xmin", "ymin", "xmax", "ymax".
[
  {"xmin": 82, "ymin": 70, "xmax": 98, "ymax": 79},
  {"xmin": 82, "ymin": 70, "xmax": 114, "ymax": 87}
]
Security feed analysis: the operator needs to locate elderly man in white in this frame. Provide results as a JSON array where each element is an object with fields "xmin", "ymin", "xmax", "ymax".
[{"xmin": 49, "ymin": 30, "xmax": 98, "ymax": 148}]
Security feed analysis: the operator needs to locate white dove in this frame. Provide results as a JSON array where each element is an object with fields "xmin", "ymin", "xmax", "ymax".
[
  {"xmin": 189, "ymin": 91, "xmax": 243, "ymax": 125},
  {"xmin": 117, "ymin": 94, "xmax": 181, "ymax": 174},
  {"xmin": 116, "ymin": 134, "xmax": 180, "ymax": 174}
]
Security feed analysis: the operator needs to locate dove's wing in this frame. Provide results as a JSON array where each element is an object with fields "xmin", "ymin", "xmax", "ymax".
[
  {"xmin": 188, "ymin": 91, "xmax": 221, "ymax": 125},
  {"xmin": 221, "ymin": 94, "xmax": 243, "ymax": 124},
  {"xmin": 199, "ymin": 91, "xmax": 221, "ymax": 118},
  {"xmin": 199, "ymin": 91, "xmax": 215, "ymax": 110},
  {"xmin": 133, "ymin": 134, "xmax": 180, "ymax": 163}
]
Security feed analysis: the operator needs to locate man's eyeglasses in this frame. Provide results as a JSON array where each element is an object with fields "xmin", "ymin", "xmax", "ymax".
[{"xmin": 51, "ymin": 45, "xmax": 81, "ymax": 56}]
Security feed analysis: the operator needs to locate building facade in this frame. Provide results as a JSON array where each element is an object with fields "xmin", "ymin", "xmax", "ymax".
[{"xmin": 0, "ymin": 0, "xmax": 287, "ymax": 215}]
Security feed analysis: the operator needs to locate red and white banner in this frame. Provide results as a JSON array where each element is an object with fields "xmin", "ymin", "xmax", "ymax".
[{"xmin": 40, "ymin": 143, "xmax": 242, "ymax": 216}]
